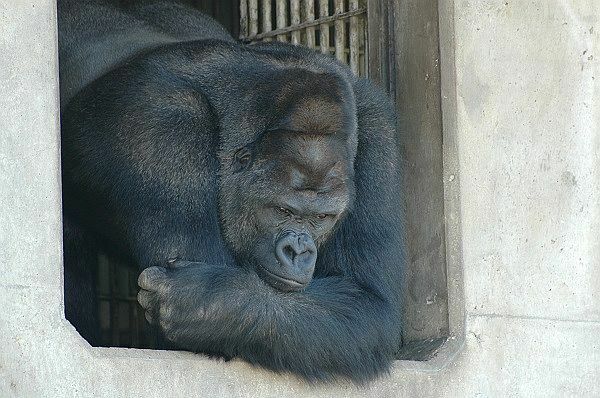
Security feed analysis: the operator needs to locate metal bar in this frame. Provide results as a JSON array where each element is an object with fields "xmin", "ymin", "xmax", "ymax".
[
  {"xmin": 262, "ymin": 0, "xmax": 273, "ymax": 41},
  {"xmin": 213, "ymin": 1, "xmax": 222, "ymax": 26},
  {"xmin": 249, "ymin": 0, "xmax": 259, "ymax": 36},
  {"xmin": 131, "ymin": 301, "xmax": 139, "ymax": 347},
  {"xmin": 319, "ymin": 0, "xmax": 329, "ymax": 53},
  {"xmin": 97, "ymin": 254, "xmax": 109, "ymax": 345},
  {"xmin": 288, "ymin": 47, "xmax": 366, "ymax": 55},
  {"xmin": 305, "ymin": 0, "xmax": 315, "ymax": 48},
  {"xmin": 349, "ymin": 0, "xmax": 360, "ymax": 74},
  {"xmin": 127, "ymin": 268, "xmax": 139, "ymax": 347},
  {"xmin": 244, "ymin": 8, "xmax": 366, "ymax": 41},
  {"xmin": 239, "ymin": 0, "xmax": 248, "ymax": 38},
  {"xmin": 334, "ymin": 0, "xmax": 345, "ymax": 62},
  {"xmin": 109, "ymin": 258, "xmax": 119, "ymax": 346},
  {"xmin": 359, "ymin": 12, "xmax": 369, "ymax": 76},
  {"xmin": 367, "ymin": 0, "xmax": 384, "ymax": 84},
  {"xmin": 363, "ymin": 14, "xmax": 369, "ymax": 76},
  {"xmin": 290, "ymin": 0, "xmax": 301, "ymax": 44},
  {"xmin": 386, "ymin": 2, "xmax": 397, "ymax": 99},
  {"xmin": 276, "ymin": 0, "xmax": 287, "ymax": 42}
]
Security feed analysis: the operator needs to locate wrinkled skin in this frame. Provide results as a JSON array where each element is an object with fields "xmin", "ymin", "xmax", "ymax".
[{"xmin": 60, "ymin": 0, "xmax": 405, "ymax": 384}]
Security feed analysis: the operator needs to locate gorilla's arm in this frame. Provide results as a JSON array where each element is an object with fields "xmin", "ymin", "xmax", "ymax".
[
  {"xmin": 138, "ymin": 79, "xmax": 404, "ymax": 383},
  {"xmin": 138, "ymin": 262, "xmax": 398, "ymax": 383}
]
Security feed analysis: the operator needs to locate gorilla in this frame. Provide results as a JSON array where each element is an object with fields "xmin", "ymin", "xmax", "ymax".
[{"xmin": 59, "ymin": 0, "xmax": 405, "ymax": 384}]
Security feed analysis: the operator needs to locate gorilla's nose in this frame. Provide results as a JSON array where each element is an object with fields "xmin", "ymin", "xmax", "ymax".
[{"xmin": 275, "ymin": 232, "xmax": 317, "ymax": 273}]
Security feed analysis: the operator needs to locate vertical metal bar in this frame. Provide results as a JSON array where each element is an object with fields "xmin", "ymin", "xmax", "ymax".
[
  {"xmin": 349, "ymin": 0, "xmax": 360, "ymax": 74},
  {"xmin": 276, "ymin": 0, "xmax": 287, "ymax": 42},
  {"xmin": 131, "ymin": 302, "xmax": 140, "ymax": 347},
  {"xmin": 305, "ymin": 0, "xmax": 315, "ymax": 48},
  {"xmin": 97, "ymin": 254, "xmax": 108, "ymax": 345},
  {"xmin": 199, "ymin": 0, "xmax": 210, "ymax": 12},
  {"xmin": 262, "ymin": 0, "xmax": 273, "ymax": 41},
  {"xmin": 249, "ymin": 0, "xmax": 259, "ymax": 37},
  {"xmin": 213, "ymin": 1, "xmax": 222, "ymax": 27},
  {"xmin": 290, "ymin": 0, "xmax": 301, "ymax": 45},
  {"xmin": 367, "ymin": 0, "xmax": 384, "ymax": 85},
  {"xmin": 363, "ymin": 12, "xmax": 368, "ymax": 76},
  {"xmin": 231, "ymin": 0, "xmax": 241, "ymax": 39},
  {"xmin": 319, "ymin": 0, "xmax": 329, "ymax": 53},
  {"xmin": 109, "ymin": 259, "xmax": 119, "ymax": 346},
  {"xmin": 334, "ymin": 0, "xmax": 345, "ymax": 62},
  {"xmin": 358, "ymin": 14, "xmax": 369, "ymax": 76},
  {"xmin": 386, "ymin": 2, "xmax": 397, "ymax": 100},
  {"xmin": 239, "ymin": 0, "xmax": 248, "ymax": 38},
  {"xmin": 128, "ymin": 268, "xmax": 139, "ymax": 347}
]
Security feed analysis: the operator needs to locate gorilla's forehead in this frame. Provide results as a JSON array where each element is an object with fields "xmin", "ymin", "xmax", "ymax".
[
  {"xmin": 276, "ymin": 96, "xmax": 344, "ymax": 136},
  {"xmin": 272, "ymin": 69, "xmax": 354, "ymax": 134},
  {"xmin": 214, "ymin": 64, "xmax": 358, "ymax": 156},
  {"xmin": 257, "ymin": 131, "xmax": 349, "ymax": 173}
]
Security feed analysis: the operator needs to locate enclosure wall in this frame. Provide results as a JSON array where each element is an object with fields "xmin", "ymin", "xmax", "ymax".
[{"xmin": 1, "ymin": 0, "xmax": 599, "ymax": 396}]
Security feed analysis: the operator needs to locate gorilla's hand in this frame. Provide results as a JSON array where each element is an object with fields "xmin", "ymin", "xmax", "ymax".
[
  {"xmin": 137, "ymin": 266, "xmax": 179, "ymax": 329},
  {"xmin": 137, "ymin": 262, "xmax": 267, "ymax": 347}
]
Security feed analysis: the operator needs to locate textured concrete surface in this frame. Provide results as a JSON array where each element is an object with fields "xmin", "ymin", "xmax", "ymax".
[
  {"xmin": 456, "ymin": 1, "xmax": 600, "ymax": 324},
  {"xmin": 1, "ymin": 0, "xmax": 599, "ymax": 397}
]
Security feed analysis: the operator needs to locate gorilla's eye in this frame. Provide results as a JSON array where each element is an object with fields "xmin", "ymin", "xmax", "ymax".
[
  {"xmin": 233, "ymin": 148, "xmax": 252, "ymax": 172},
  {"xmin": 316, "ymin": 213, "xmax": 328, "ymax": 220},
  {"xmin": 277, "ymin": 207, "xmax": 293, "ymax": 216}
]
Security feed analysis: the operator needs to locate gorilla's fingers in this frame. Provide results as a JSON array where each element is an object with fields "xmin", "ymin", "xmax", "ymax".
[
  {"xmin": 138, "ymin": 266, "xmax": 168, "ymax": 291},
  {"xmin": 144, "ymin": 310, "xmax": 154, "ymax": 324},
  {"xmin": 137, "ymin": 289, "xmax": 153, "ymax": 309},
  {"xmin": 137, "ymin": 289, "xmax": 159, "ymax": 324},
  {"xmin": 166, "ymin": 259, "xmax": 197, "ymax": 269}
]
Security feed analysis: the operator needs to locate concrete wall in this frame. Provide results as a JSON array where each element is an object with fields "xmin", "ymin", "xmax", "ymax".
[{"xmin": 0, "ymin": 0, "xmax": 598, "ymax": 397}]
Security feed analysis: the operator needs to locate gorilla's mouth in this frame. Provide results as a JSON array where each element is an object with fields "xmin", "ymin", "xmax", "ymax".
[{"xmin": 257, "ymin": 265, "xmax": 308, "ymax": 292}]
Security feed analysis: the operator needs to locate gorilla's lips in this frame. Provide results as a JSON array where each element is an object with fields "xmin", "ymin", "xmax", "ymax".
[{"xmin": 257, "ymin": 265, "xmax": 309, "ymax": 292}]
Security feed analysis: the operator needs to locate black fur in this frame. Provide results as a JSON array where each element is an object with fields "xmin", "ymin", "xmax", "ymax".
[{"xmin": 59, "ymin": 0, "xmax": 405, "ymax": 384}]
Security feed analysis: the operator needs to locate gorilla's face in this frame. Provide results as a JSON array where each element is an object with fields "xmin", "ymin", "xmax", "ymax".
[
  {"xmin": 220, "ymin": 130, "xmax": 354, "ymax": 292},
  {"xmin": 217, "ymin": 77, "xmax": 357, "ymax": 290}
]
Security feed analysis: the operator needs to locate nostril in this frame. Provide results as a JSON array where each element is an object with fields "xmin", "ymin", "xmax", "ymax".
[
  {"xmin": 283, "ymin": 245, "xmax": 296, "ymax": 260},
  {"xmin": 275, "ymin": 232, "xmax": 317, "ymax": 272},
  {"xmin": 298, "ymin": 234, "xmax": 316, "ymax": 253}
]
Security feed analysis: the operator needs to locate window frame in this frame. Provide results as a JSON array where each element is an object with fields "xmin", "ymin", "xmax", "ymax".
[{"xmin": 0, "ymin": 0, "xmax": 465, "ymax": 394}]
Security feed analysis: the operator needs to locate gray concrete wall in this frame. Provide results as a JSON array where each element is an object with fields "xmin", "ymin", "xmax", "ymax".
[{"xmin": 1, "ymin": 0, "xmax": 599, "ymax": 397}]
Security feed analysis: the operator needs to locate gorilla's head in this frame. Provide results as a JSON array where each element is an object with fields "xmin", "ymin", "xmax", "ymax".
[{"xmin": 218, "ymin": 69, "xmax": 358, "ymax": 292}]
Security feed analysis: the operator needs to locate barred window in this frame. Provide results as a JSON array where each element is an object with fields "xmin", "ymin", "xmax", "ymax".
[{"xmin": 239, "ymin": 0, "xmax": 368, "ymax": 76}]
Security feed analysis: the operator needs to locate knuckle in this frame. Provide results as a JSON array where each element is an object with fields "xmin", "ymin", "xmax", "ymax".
[
  {"xmin": 137, "ymin": 290, "xmax": 150, "ymax": 308},
  {"xmin": 161, "ymin": 282, "xmax": 174, "ymax": 296},
  {"xmin": 138, "ymin": 266, "xmax": 167, "ymax": 290},
  {"xmin": 167, "ymin": 259, "xmax": 195, "ymax": 269},
  {"xmin": 144, "ymin": 311, "xmax": 154, "ymax": 324},
  {"xmin": 159, "ymin": 304, "xmax": 173, "ymax": 320},
  {"xmin": 160, "ymin": 320, "xmax": 174, "ymax": 336}
]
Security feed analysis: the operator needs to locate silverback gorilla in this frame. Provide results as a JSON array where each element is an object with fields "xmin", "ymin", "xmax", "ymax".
[{"xmin": 59, "ymin": 0, "xmax": 405, "ymax": 384}]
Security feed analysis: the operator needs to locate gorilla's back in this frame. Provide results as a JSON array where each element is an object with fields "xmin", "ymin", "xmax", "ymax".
[{"xmin": 58, "ymin": 0, "xmax": 235, "ymax": 108}]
